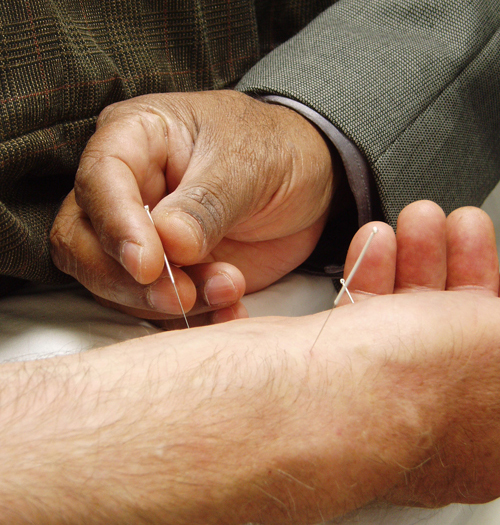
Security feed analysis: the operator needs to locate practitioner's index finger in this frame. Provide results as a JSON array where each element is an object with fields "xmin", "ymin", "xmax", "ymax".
[{"xmin": 74, "ymin": 124, "xmax": 168, "ymax": 285}]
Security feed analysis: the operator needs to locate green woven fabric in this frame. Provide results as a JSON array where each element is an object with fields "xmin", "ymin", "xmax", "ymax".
[{"xmin": 238, "ymin": 0, "xmax": 500, "ymax": 227}]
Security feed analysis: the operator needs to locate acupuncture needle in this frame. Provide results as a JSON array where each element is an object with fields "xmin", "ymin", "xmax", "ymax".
[
  {"xmin": 334, "ymin": 226, "xmax": 378, "ymax": 307},
  {"xmin": 308, "ymin": 226, "xmax": 378, "ymax": 352},
  {"xmin": 144, "ymin": 205, "xmax": 190, "ymax": 328},
  {"xmin": 339, "ymin": 278, "xmax": 354, "ymax": 304}
]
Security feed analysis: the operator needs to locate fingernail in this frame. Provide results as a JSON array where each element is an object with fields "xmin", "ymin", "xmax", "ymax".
[
  {"xmin": 203, "ymin": 272, "xmax": 237, "ymax": 307},
  {"xmin": 120, "ymin": 241, "xmax": 144, "ymax": 282}
]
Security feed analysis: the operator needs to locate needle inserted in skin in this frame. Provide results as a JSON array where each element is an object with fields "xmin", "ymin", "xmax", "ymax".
[
  {"xmin": 308, "ymin": 226, "xmax": 378, "ymax": 361},
  {"xmin": 339, "ymin": 279, "xmax": 354, "ymax": 304},
  {"xmin": 334, "ymin": 226, "xmax": 378, "ymax": 307},
  {"xmin": 144, "ymin": 205, "xmax": 190, "ymax": 328}
]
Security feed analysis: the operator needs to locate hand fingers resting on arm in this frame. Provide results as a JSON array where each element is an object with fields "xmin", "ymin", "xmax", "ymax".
[{"xmin": 50, "ymin": 91, "xmax": 334, "ymax": 323}]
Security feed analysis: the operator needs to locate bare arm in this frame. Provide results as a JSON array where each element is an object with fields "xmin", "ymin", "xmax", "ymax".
[{"xmin": 1, "ymin": 289, "xmax": 500, "ymax": 524}]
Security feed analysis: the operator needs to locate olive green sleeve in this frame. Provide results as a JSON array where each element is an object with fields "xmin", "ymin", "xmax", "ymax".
[{"xmin": 237, "ymin": 0, "xmax": 500, "ymax": 228}]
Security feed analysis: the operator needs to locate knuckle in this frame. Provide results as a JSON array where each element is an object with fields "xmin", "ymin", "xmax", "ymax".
[
  {"xmin": 73, "ymin": 138, "xmax": 112, "ymax": 205},
  {"xmin": 73, "ymin": 172, "xmax": 85, "ymax": 205},
  {"xmin": 99, "ymin": 99, "xmax": 166, "ymax": 136},
  {"xmin": 96, "ymin": 101, "xmax": 121, "ymax": 127},
  {"xmin": 184, "ymin": 182, "xmax": 234, "ymax": 236},
  {"xmin": 72, "ymin": 158, "xmax": 103, "ymax": 210},
  {"xmin": 49, "ymin": 213, "xmax": 78, "ymax": 275}
]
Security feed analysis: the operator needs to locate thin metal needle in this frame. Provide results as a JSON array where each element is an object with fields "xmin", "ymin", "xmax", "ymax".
[
  {"xmin": 339, "ymin": 279, "xmax": 354, "ymax": 304},
  {"xmin": 144, "ymin": 205, "xmax": 190, "ymax": 328},
  {"xmin": 334, "ymin": 226, "xmax": 378, "ymax": 307},
  {"xmin": 308, "ymin": 226, "xmax": 378, "ymax": 362}
]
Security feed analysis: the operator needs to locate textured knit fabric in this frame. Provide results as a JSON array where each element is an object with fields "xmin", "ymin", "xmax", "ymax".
[{"xmin": 238, "ymin": 0, "xmax": 500, "ymax": 228}]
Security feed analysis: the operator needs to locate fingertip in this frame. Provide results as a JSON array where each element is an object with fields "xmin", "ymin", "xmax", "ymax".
[
  {"xmin": 395, "ymin": 200, "xmax": 447, "ymax": 292},
  {"xmin": 398, "ymin": 200, "xmax": 446, "ymax": 223},
  {"xmin": 446, "ymin": 206, "xmax": 499, "ymax": 295},
  {"xmin": 447, "ymin": 206, "xmax": 495, "ymax": 232}
]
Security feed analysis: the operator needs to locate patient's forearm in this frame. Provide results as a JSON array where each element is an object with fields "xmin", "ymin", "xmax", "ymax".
[
  {"xmin": 0, "ymin": 315, "xmax": 344, "ymax": 524},
  {"xmin": 0, "ymin": 293, "xmax": 500, "ymax": 524},
  {"xmin": 1, "ymin": 316, "xmax": 344, "ymax": 524}
]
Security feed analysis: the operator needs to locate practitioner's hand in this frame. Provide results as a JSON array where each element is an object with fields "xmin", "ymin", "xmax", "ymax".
[
  {"xmin": 337, "ymin": 200, "xmax": 500, "ymax": 507},
  {"xmin": 50, "ymin": 91, "xmax": 334, "ymax": 328}
]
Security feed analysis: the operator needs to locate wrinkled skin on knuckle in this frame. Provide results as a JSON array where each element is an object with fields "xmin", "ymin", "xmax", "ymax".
[
  {"xmin": 96, "ymin": 103, "xmax": 117, "ymax": 128},
  {"xmin": 96, "ymin": 99, "xmax": 144, "ymax": 128},
  {"xmin": 51, "ymin": 214, "xmax": 127, "ymax": 300},
  {"xmin": 162, "ymin": 94, "xmax": 199, "ymax": 133},
  {"xmin": 73, "ymin": 153, "xmax": 105, "ymax": 205},
  {"xmin": 73, "ymin": 138, "xmax": 118, "ymax": 212},
  {"xmin": 49, "ymin": 209, "xmax": 79, "ymax": 276},
  {"xmin": 73, "ymin": 164, "xmax": 121, "ymax": 246},
  {"xmin": 183, "ymin": 181, "xmax": 236, "ymax": 240},
  {"xmin": 129, "ymin": 108, "xmax": 168, "ymax": 143}
]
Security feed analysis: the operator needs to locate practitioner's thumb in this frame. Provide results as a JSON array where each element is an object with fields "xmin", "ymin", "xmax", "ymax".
[{"xmin": 150, "ymin": 176, "xmax": 256, "ymax": 266}]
